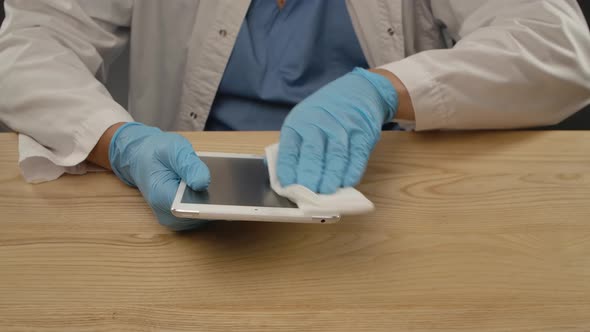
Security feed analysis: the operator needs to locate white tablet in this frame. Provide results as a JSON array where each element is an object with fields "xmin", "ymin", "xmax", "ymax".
[{"xmin": 171, "ymin": 152, "xmax": 340, "ymax": 224}]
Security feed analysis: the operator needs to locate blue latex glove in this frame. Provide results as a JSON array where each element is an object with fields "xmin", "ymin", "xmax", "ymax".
[
  {"xmin": 277, "ymin": 68, "xmax": 398, "ymax": 194},
  {"xmin": 109, "ymin": 123, "xmax": 211, "ymax": 231}
]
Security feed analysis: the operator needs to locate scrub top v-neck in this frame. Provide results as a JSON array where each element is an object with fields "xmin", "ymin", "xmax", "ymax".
[{"xmin": 205, "ymin": 0, "xmax": 369, "ymax": 131}]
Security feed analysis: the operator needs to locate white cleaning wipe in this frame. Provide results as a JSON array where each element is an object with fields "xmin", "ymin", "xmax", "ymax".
[
  {"xmin": 265, "ymin": 143, "xmax": 374, "ymax": 216},
  {"xmin": 18, "ymin": 134, "xmax": 104, "ymax": 183}
]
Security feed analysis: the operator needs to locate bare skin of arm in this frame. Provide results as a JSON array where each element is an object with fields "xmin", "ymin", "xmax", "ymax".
[
  {"xmin": 369, "ymin": 68, "xmax": 416, "ymax": 122},
  {"xmin": 86, "ymin": 122, "xmax": 125, "ymax": 170}
]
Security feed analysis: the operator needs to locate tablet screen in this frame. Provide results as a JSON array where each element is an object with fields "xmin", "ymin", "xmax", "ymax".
[{"xmin": 181, "ymin": 156, "xmax": 297, "ymax": 208}]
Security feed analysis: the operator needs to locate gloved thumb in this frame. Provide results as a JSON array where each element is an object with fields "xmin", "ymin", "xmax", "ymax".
[
  {"xmin": 178, "ymin": 151, "xmax": 211, "ymax": 191},
  {"xmin": 163, "ymin": 136, "xmax": 211, "ymax": 191}
]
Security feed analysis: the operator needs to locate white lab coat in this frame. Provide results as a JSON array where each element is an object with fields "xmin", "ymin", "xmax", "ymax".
[{"xmin": 0, "ymin": 0, "xmax": 589, "ymax": 183}]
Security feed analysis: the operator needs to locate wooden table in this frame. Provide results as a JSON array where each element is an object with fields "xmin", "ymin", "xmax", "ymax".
[{"xmin": 1, "ymin": 131, "xmax": 590, "ymax": 331}]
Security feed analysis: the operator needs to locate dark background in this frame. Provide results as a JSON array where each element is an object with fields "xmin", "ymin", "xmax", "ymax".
[{"xmin": 0, "ymin": 0, "xmax": 589, "ymax": 129}]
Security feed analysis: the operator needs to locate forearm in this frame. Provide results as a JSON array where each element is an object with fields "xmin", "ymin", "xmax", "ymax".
[
  {"xmin": 0, "ymin": 0, "xmax": 134, "ymax": 183},
  {"xmin": 380, "ymin": 0, "xmax": 590, "ymax": 130},
  {"xmin": 87, "ymin": 122, "xmax": 127, "ymax": 170}
]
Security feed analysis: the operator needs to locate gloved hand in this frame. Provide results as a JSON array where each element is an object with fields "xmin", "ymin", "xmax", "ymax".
[
  {"xmin": 109, "ymin": 122, "xmax": 211, "ymax": 230},
  {"xmin": 277, "ymin": 68, "xmax": 398, "ymax": 194}
]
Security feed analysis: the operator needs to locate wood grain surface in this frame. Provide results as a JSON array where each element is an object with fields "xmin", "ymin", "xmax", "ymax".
[{"xmin": 1, "ymin": 131, "xmax": 590, "ymax": 331}]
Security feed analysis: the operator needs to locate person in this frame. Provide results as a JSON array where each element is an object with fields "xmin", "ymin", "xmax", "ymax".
[{"xmin": 0, "ymin": 0, "xmax": 589, "ymax": 230}]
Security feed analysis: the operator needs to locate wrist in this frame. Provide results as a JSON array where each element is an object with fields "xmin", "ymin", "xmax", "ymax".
[
  {"xmin": 108, "ymin": 122, "xmax": 161, "ymax": 186},
  {"xmin": 368, "ymin": 68, "xmax": 415, "ymax": 122},
  {"xmin": 352, "ymin": 68, "xmax": 398, "ymax": 124},
  {"xmin": 87, "ymin": 122, "xmax": 126, "ymax": 170}
]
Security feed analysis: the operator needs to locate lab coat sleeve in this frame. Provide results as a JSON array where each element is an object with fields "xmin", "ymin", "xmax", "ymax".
[
  {"xmin": 0, "ymin": 0, "xmax": 134, "ymax": 182},
  {"xmin": 381, "ymin": 0, "xmax": 590, "ymax": 130}
]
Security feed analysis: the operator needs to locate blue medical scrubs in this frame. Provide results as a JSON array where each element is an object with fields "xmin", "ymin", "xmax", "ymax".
[{"xmin": 205, "ymin": 0, "xmax": 369, "ymax": 131}]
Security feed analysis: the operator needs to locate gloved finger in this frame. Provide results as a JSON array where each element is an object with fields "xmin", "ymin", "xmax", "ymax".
[
  {"xmin": 343, "ymin": 133, "xmax": 372, "ymax": 187},
  {"xmin": 319, "ymin": 138, "xmax": 348, "ymax": 194},
  {"xmin": 161, "ymin": 135, "xmax": 211, "ymax": 191},
  {"xmin": 295, "ymin": 126, "xmax": 326, "ymax": 193},
  {"xmin": 277, "ymin": 127, "xmax": 302, "ymax": 187},
  {"xmin": 155, "ymin": 212, "xmax": 209, "ymax": 231},
  {"xmin": 146, "ymin": 172, "xmax": 209, "ymax": 231},
  {"xmin": 142, "ymin": 168, "xmax": 179, "ymax": 212}
]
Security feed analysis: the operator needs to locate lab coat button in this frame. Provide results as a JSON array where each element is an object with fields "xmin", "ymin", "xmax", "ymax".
[
  {"xmin": 387, "ymin": 27, "xmax": 395, "ymax": 36},
  {"xmin": 219, "ymin": 29, "xmax": 227, "ymax": 37}
]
